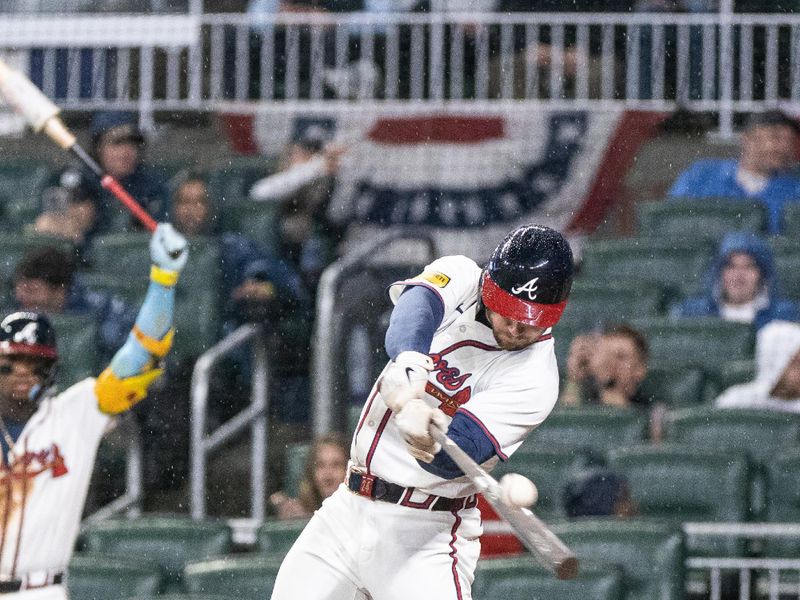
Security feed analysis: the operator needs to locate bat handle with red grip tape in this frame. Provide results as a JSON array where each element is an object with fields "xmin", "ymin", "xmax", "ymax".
[{"xmin": 101, "ymin": 175, "xmax": 157, "ymax": 233}]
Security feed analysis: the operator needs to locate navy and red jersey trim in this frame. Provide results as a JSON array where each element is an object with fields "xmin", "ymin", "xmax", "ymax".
[
  {"xmin": 456, "ymin": 408, "xmax": 508, "ymax": 461},
  {"xmin": 364, "ymin": 409, "xmax": 393, "ymax": 474},
  {"xmin": 393, "ymin": 280, "xmax": 446, "ymax": 311}
]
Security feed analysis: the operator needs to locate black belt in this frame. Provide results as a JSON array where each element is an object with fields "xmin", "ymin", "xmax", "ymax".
[
  {"xmin": 0, "ymin": 573, "xmax": 63, "ymax": 593},
  {"xmin": 348, "ymin": 471, "xmax": 477, "ymax": 512}
]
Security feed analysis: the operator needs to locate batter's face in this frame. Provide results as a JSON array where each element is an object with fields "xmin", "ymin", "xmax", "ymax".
[
  {"xmin": 312, "ymin": 443, "xmax": 348, "ymax": 501},
  {"xmin": 0, "ymin": 355, "xmax": 48, "ymax": 419},
  {"xmin": 485, "ymin": 308, "xmax": 547, "ymax": 351}
]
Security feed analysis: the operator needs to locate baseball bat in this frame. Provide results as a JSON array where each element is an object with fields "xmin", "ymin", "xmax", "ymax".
[
  {"xmin": 430, "ymin": 426, "xmax": 579, "ymax": 580},
  {"xmin": 0, "ymin": 57, "xmax": 156, "ymax": 232}
]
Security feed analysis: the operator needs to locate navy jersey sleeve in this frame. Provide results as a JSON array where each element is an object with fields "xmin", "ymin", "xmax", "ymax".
[{"xmin": 418, "ymin": 411, "xmax": 496, "ymax": 479}]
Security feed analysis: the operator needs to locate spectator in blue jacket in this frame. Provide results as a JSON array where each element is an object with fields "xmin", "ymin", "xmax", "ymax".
[
  {"xmin": 82, "ymin": 111, "xmax": 169, "ymax": 233},
  {"xmin": 668, "ymin": 110, "xmax": 800, "ymax": 234},
  {"xmin": 671, "ymin": 231, "xmax": 800, "ymax": 330}
]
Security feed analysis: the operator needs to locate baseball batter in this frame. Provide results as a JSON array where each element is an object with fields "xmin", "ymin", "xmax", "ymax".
[
  {"xmin": 0, "ymin": 223, "xmax": 188, "ymax": 600},
  {"xmin": 271, "ymin": 224, "xmax": 574, "ymax": 600}
]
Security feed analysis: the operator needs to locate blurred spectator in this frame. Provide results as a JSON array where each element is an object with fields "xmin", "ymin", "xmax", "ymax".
[
  {"xmin": 671, "ymin": 232, "xmax": 800, "ymax": 330},
  {"xmin": 82, "ymin": 111, "xmax": 169, "ymax": 233},
  {"xmin": 268, "ymin": 432, "xmax": 349, "ymax": 519},
  {"xmin": 668, "ymin": 110, "xmax": 800, "ymax": 234},
  {"xmin": 716, "ymin": 320, "xmax": 800, "ymax": 412},
  {"xmin": 560, "ymin": 324, "xmax": 651, "ymax": 409},
  {"xmin": 248, "ymin": 125, "xmax": 346, "ymax": 292},
  {"xmin": 30, "ymin": 168, "xmax": 98, "ymax": 251},
  {"xmin": 563, "ymin": 467, "xmax": 638, "ymax": 519},
  {"xmin": 12, "ymin": 246, "xmax": 136, "ymax": 361}
]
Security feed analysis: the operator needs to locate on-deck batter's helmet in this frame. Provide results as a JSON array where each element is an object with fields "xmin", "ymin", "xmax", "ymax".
[
  {"xmin": 0, "ymin": 312, "xmax": 59, "ymax": 398},
  {"xmin": 481, "ymin": 224, "xmax": 574, "ymax": 328}
]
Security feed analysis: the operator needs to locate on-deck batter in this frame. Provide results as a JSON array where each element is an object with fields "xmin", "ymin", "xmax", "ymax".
[
  {"xmin": 271, "ymin": 223, "xmax": 574, "ymax": 600},
  {"xmin": 0, "ymin": 223, "xmax": 188, "ymax": 600}
]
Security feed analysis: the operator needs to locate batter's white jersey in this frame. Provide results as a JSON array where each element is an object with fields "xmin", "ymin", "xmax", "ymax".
[
  {"xmin": 351, "ymin": 255, "xmax": 560, "ymax": 498},
  {"xmin": 0, "ymin": 378, "xmax": 109, "ymax": 580}
]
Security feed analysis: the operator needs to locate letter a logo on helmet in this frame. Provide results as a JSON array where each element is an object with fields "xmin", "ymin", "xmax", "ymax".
[{"xmin": 482, "ymin": 224, "xmax": 573, "ymax": 327}]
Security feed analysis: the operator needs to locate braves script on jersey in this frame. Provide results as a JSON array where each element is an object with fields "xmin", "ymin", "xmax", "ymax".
[
  {"xmin": 0, "ymin": 379, "xmax": 108, "ymax": 581},
  {"xmin": 351, "ymin": 255, "xmax": 560, "ymax": 498}
]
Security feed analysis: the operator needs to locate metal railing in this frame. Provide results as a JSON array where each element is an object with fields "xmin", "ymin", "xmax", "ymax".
[
  {"xmin": 190, "ymin": 323, "xmax": 269, "ymax": 522},
  {"xmin": 312, "ymin": 230, "xmax": 437, "ymax": 436},
  {"xmin": 2, "ymin": 11, "xmax": 800, "ymax": 135},
  {"xmin": 85, "ymin": 412, "xmax": 143, "ymax": 522}
]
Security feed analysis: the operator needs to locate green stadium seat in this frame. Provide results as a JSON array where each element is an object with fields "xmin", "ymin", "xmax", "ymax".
[
  {"xmin": 472, "ymin": 556, "xmax": 625, "ymax": 600},
  {"xmin": 608, "ymin": 445, "xmax": 751, "ymax": 556},
  {"xmin": 122, "ymin": 596, "xmax": 238, "ymax": 600},
  {"xmin": 491, "ymin": 449, "xmax": 590, "ymax": 520},
  {"xmin": 90, "ymin": 232, "xmax": 151, "ymax": 275},
  {"xmin": 764, "ymin": 447, "xmax": 800, "ymax": 557},
  {"xmin": 526, "ymin": 407, "xmax": 648, "ymax": 454},
  {"xmin": 207, "ymin": 159, "xmax": 273, "ymax": 205},
  {"xmin": 0, "ymin": 160, "xmax": 53, "ymax": 230},
  {"xmin": 77, "ymin": 272, "xmax": 147, "ymax": 305},
  {"xmin": 781, "ymin": 203, "xmax": 800, "ymax": 237},
  {"xmin": 68, "ymin": 554, "xmax": 161, "ymax": 600},
  {"xmin": 631, "ymin": 317, "xmax": 755, "ymax": 371},
  {"xmin": 774, "ymin": 252, "xmax": 800, "ymax": 299},
  {"xmin": 256, "ymin": 518, "xmax": 309, "ymax": 557},
  {"xmin": 559, "ymin": 279, "xmax": 665, "ymax": 331},
  {"xmin": 580, "ymin": 238, "xmax": 714, "ymax": 300},
  {"xmin": 639, "ymin": 365, "xmax": 706, "ymax": 407},
  {"xmin": 705, "ymin": 359, "xmax": 757, "ymax": 399},
  {"xmin": 283, "ymin": 442, "xmax": 310, "ymax": 498},
  {"xmin": 221, "ymin": 202, "xmax": 278, "ymax": 253},
  {"xmin": 550, "ymin": 519, "xmax": 685, "ymax": 600},
  {"xmin": 183, "ymin": 555, "xmax": 283, "ymax": 600},
  {"xmin": 81, "ymin": 516, "xmax": 232, "ymax": 592},
  {"xmin": 49, "ymin": 313, "xmax": 101, "ymax": 388},
  {"xmin": 637, "ymin": 198, "xmax": 767, "ymax": 244}
]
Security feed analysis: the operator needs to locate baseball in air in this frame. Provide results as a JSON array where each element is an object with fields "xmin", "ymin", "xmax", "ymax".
[{"xmin": 499, "ymin": 473, "xmax": 539, "ymax": 508}]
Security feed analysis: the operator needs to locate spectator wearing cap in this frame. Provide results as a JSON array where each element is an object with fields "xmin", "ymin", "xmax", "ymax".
[
  {"xmin": 563, "ymin": 468, "xmax": 638, "ymax": 519},
  {"xmin": 248, "ymin": 124, "xmax": 347, "ymax": 292},
  {"xmin": 83, "ymin": 111, "xmax": 169, "ymax": 233},
  {"xmin": 671, "ymin": 231, "xmax": 800, "ymax": 330},
  {"xmin": 716, "ymin": 320, "xmax": 800, "ymax": 413},
  {"xmin": 668, "ymin": 110, "xmax": 800, "ymax": 234}
]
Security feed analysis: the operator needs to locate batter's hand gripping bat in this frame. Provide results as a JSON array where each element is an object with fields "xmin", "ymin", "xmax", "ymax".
[
  {"xmin": 430, "ymin": 426, "xmax": 579, "ymax": 580},
  {"xmin": 0, "ymin": 57, "xmax": 157, "ymax": 232}
]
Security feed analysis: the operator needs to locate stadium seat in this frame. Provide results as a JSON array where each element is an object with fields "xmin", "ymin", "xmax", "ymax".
[
  {"xmin": 68, "ymin": 554, "xmax": 161, "ymax": 600},
  {"xmin": 526, "ymin": 407, "xmax": 648, "ymax": 454},
  {"xmin": 283, "ymin": 442, "xmax": 310, "ymax": 498},
  {"xmin": 183, "ymin": 555, "xmax": 283, "ymax": 600},
  {"xmin": 550, "ymin": 519, "xmax": 685, "ymax": 600},
  {"xmin": 256, "ymin": 518, "xmax": 309, "ymax": 557},
  {"xmin": 763, "ymin": 447, "xmax": 800, "ymax": 557},
  {"xmin": 579, "ymin": 238, "xmax": 714, "ymax": 300},
  {"xmin": 706, "ymin": 359, "xmax": 757, "ymax": 399},
  {"xmin": 637, "ymin": 198, "xmax": 767, "ymax": 244},
  {"xmin": 221, "ymin": 201, "xmax": 279, "ymax": 253},
  {"xmin": 0, "ymin": 159, "xmax": 52, "ymax": 230},
  {"xmin": 639, "ymin": 365, "xmax": 706, "ymax": 407},
  {"xmin": 472, "ymin": 556, "xmax": 625, "ymax": 600},
  {"xmin": 608, "ymin": 445, "xmax": 751, "ymax": 556},
  {"xmin": 559, "ymin": 279, "xmax": 665, "ymax": 331},
  {"xmin": 122, "ymin": 596, "xmax": 237, "ymax": 600},
  {"xmin": 77, "ymin": 271, "xmax": 147, "ymax": 305},
  {"xmin": 631, "ymin": 317, "xmax": 755, "ymax": 371},
  {"xmin": 206, "ymin": 159, "xmax": 273, "ymax": 205},
  {"xmin": 81, "ymin": 516, "xmax": 232, "ymax": 592},
  {"xmin": 491, "ymin": 449, "xmax": 591, "ymax": 520},
  {"xmin": 781, "ymin": 203, "xmax": 800, "ymax": 238},
  {"xmin": 49, "ymin": 313, "xmax": 101, "ymax": 388},
  {"xmin": 774, "ymin": 251, "xmax": 800, "ymax": 299}
]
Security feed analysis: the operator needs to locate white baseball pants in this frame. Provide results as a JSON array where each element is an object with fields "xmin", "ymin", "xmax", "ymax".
[
  {"xmin": 4, "ymin": 585, "xmax": 67, "ymax": 600},
  {"xmin": 271, "ymin": 484, "xmax": 482, "ymax": 600}
]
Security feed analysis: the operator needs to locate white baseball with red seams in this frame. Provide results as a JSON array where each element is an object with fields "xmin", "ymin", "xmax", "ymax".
[
  {"xmin": 0, "ymin": 378, "xmax": 109, "ymax": 600},
  {"xmin": 271, "ymin": 255, "xmax": 561, "ymax": 600}
]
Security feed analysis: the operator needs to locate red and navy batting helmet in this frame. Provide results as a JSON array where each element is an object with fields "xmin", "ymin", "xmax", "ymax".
[
  {"xmin": 0, "ymin": 312, "xmax": 58, "ymax": 362},
  {"xmin": 481, "ymin": 224, "xmax": 573, "ymax": 328}
]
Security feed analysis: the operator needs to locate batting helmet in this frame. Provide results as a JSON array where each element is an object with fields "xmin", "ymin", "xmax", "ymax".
[
  {"xmin": 481, "ymin": 224, "xmax": 574, "ymax": 328},
  {"xmin": 0, "ymin": 312, "xmax": 59, "ymax": 399}
]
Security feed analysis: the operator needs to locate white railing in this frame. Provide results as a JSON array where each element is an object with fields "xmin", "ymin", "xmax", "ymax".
[{"xmin": 2, "ymin": 11, "xmax": 800, "ymax": 135}]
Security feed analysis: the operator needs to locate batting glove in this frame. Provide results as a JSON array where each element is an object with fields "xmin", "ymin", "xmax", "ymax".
[
  {"xmin": 379, "ymin": 351, "xmax": 434, "ymax": 413},
  {"xmin": 150, "ymin": 223, "xmax": 188, "ymax": 273},
  {"xmin": 395, "ymin": 398, "xmax": 449, "ymax": 463}
]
